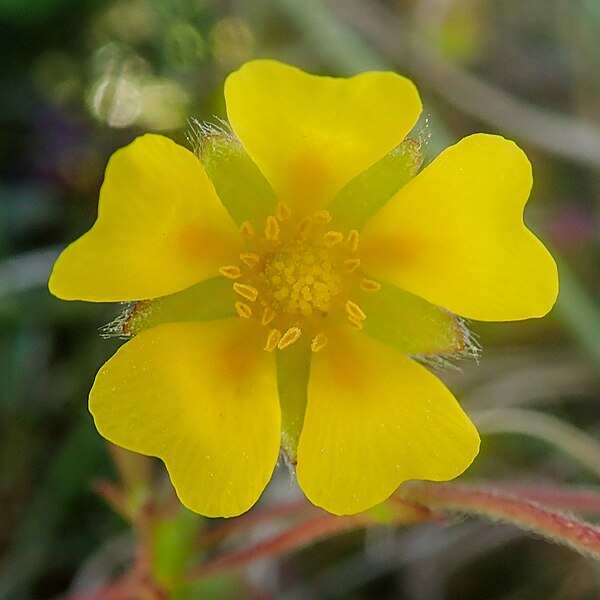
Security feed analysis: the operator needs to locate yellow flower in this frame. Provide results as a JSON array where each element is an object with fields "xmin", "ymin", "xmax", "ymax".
[{"xmin": 49, "ymin": 60, "xmax": 558, "ymax": 517}]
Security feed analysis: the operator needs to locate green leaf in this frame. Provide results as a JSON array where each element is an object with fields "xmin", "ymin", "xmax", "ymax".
[
  {"xmin": 359, "ymin": 282, "xmax": 471, "ymax": 356},
  {"xmin": 327, "ymin": 139, "xmax": 423, "ymax": 230},
  {"xmin": 194, "ymin": 123, "xmax": 277, "ymax": 226},
  {"xmin": 276, "ymin": 337, "xmax": 311, "ymax": 464},
  {"xmin": 124, "ymin": 277, "xmax": 236, "ymax": 335}
]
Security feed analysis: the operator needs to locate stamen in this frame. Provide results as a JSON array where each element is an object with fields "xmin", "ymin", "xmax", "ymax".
[
  {"xmin": 240, "ymin": 221, "xmax": 255, "ymax": 238},
  {"xmin": 311, "ymin": 333, "xmax": 328, "ymax": 352},
  {"xmin": 278, "ymin": 326, "xmax": 302, "ymax": 350},
  {"xmin": 297, "ymin": 217, "xmax": 312, "ymax": 236},
  {"xmin": 233, "ymin": 282, "xmax": 259, "ymax": 302},
  {"xmin": 347, "ymin": 314, "xmax": 364, "ymax": 329},
  {"xmin": 313, "ymin": 209, "xmax": 332, "ymax": 224},
  {"xmin": 235, "ymin": 301, "xmax": 252, "ymax": 318},
  {"xmin": 275, "ymin": 202, "xmax": 291, "ymax": 221},
  {"xmin": 265, "ymin": 215, "xmax": 280, "ymax": 240},
  {"xmin": 360, "ymin": 278, "xmax": 381, "ymax": 292},
  {"xmin": 323, "ymin": 231, "xmax": 344, "ymax": 248},
  {"xmin": 346, "ymin": 229, "xmax": 360, "ymax": 252},
  {"xmin": 261, "ymin": 307, "xmax": 276, "ymax": 326},
  {"xmin": 264, "ymin": 328, "xmax": 282, "ymax": 352},
  {"xmin": 345, "ymin": 300, "xmax": 366, "ymax": 321},
  {"xmin": 219, "ymin": 265, "xmax": 242, "ymax": 279},
  {"xmin": 343, "ymin": 258, "xmax": 361, "ymax": 272},
  {"xmin": 240, "ymin": 252, "xmax": 260, "ymax": 268}
]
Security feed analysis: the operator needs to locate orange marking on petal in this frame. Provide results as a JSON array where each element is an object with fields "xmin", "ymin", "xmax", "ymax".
[
  {"xmin": 178, "ymin": 225, "xmax": 233, "ymax": 263},
  {"xmin": 359, "ymin": 278, "xmax": 381, "ymax": 292}
]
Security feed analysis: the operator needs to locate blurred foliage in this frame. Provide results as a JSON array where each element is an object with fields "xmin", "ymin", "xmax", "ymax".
[{"xmin": 3, "ymin": 0, "xmax": 600, "ymax": 599}]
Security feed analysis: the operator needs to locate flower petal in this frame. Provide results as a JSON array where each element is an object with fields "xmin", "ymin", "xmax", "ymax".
[
  {"xmin": 296, "ymin": 327, "xmax": 480, "ymax": 515},
  {"xmin": 225, "ymin": 60, "xmax": 422, "ymax": 214},
  {"xmin": 89, "ymin": 320, "xmax": 280, "ymax": 517},
  {"xmin": 49, "ymin": 134, "xmax": 241, "ymax": 302},
  {"xmin": 360, "ymin": 134, "xmax": 558, "ymax": 321}
]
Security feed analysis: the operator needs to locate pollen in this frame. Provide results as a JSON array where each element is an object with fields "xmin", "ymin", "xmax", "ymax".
[
  {"xmin": 275, "ymin": 202, "xmax": 291, "ymax": 221},
  {"xmin": 278, "ymin": 326, "xmax": 302, "ymax": 350},
  {"xmin": 240, "ymin": 252, "xmax": 260, "ymax": 268},
  {"xmin": 345, "ymin": 300, "xmax": 366, "ymax": 321},
  {"xmin": 264, "ymin": 328, "xmax": 282, "ymax": 352},
  {"xmin": 313, "ymin": 209, "xmax": 332, "ymax": 224},
  {"xmin": 344, "ymin": 258, "xmax": 361, "ymax": 272},
  {"xmin": 233, "ymin": 282, "xmax": 259, "ymax": 302},
  {"xmin": 323, "ymin": 231, "xmax": 344, "ymax": 248},
  {"xmin": 346, "ymin": 229, "xmax": 360, "ymax": 252},
  {"xmin": 261, "ymin": 307, "xmax": 276, "ymax": 326},
  {"xmin": 265, "ymin": 215, "xmax": 280, "ymax": 240},
  {"xmin": 240, "ymin": 221, "xmax": 255, "ymax": 238},
  {"xmin": 221, "ymin": 205, "xmax": 381, "ymax": 351},
  {"xmin": 360, "ymin": 278, "xmax": 381, "ymax": 291},
  {"xmin": 219, "ymin": 265, "xmax": 242, "ymax": 279},
  {"xmin": 235, "ymin": 301, "xmax": 252, "ymax": 318},
  {"xmin": 311, "ymin": 333, "xmax": 328, "ymax": 352}
]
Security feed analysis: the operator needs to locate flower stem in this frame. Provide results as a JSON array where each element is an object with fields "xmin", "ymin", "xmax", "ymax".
[{"xmin": 401, "ymin": 482, "xmax": 600, "ymax": 559}]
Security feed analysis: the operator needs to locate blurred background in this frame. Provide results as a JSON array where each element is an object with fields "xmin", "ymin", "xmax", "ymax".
[{"xmin": 3, "ymin": 0, "xmax": 600, "ymax": 598}]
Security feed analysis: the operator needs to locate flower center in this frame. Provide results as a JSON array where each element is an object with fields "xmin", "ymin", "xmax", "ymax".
[
  {"xmin": 219, "ymin": 203, "xmax": 381, "ymax": 353},
  {"xmin": 264, "ymin": 241, "xmax": 340, "ymax": 316}
]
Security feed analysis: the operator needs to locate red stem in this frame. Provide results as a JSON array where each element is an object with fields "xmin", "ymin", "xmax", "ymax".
[
  {"xmin": 188, "ymin": 513, "xmax": 370, "ymax": 580},
  {"xmin": 402, "ymin": 482, "xmax": 600, "ymax": 559}
]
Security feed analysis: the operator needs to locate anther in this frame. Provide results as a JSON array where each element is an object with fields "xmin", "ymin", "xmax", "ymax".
[
  {"xmin": 233, "ymin": 282, "xmax": 259, "ymax": 302},
  {"xmin": 311, "ymin": 333, "xmax": 328, "ymax": 352},
  {"xmin": 346, "ymin": 229, "xmax": 360, "ymax": 252},
  {"xmin": 240, "ymin": 221, "xmax": 255, "ymax": 238},
  {"xmin": 235, "ymin": 302, "xmax": 252, "ymax": 318},
  {"xmin": 278, "ymin": 326, "xmax": 302, "ymax": 350},
  {"xmin": 219, "ymin": 265, "xmax": 242, "ymax": 279},
  {"xmin": 261, "ymin": 307, "xmax": 276, "ymax": 326},
  {"xmin": 240, "ymin": 252, "xmax": 260, "ymax": 268},
  {"xmin": 345, "ymin": 300, "xmax": 366, "ymax": 321},
  {"xmin": 360, "ymin": 278, "xmax": 381, "ymax": 292},
  {"xmin": 264, "ymin": 329, "xmax": 282, "ymax": 352},
  {"xmin": 297, "ymin": 217, "xmax": 312, "ymax": 236},
  {"xmin": 313, "ymin": 209, "xmax": 332, "ymax": 224},
  {"xmin": 343, "ymin": 258, "xmax": 361, "ymax": 272},
  {"xmin": 323, "ymin": 231, "xmax": 344, "ymax": 247},
  {"xmin": 347, "ymin": 315, "xmax": 364, "ymax": 329},
  {"xmin": 275, "ymin": 202, "xmax": 291, "ymax": 221},
  {"xmin": 265, "ymin": 215, "xmax": 280, "ymax": 240}
]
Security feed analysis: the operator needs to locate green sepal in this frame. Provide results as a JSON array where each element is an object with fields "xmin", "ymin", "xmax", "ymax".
[
  {"xmin": 124, "ymin": 277, "xmax": 237, "ymax": 336},
  {"xmin": 359, "ymin": 282, "xmax": 471, "ymax": 357},
  {"xmin": 196, "ymin": 125, "xmax": 277, "ymax": 226},
  {"xmin": 328, "ymin": 138, "xmax": 423, "ymax": 230},
  {"xmin": 276, "ymin": 336, "xmax": 311, "ymax": 464}
]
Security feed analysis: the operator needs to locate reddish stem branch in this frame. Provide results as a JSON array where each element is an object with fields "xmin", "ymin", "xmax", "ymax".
[
  {"xmin": 402, "ymin": 482, "xmax": 600, "ymax": 559},
  {"xmin": 188, "ymin": 513, "xmax": 370, "ymax": 580},
  {"xmin": 199, "ymin": 500, "xmax": 317, "ymax": 549}
]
